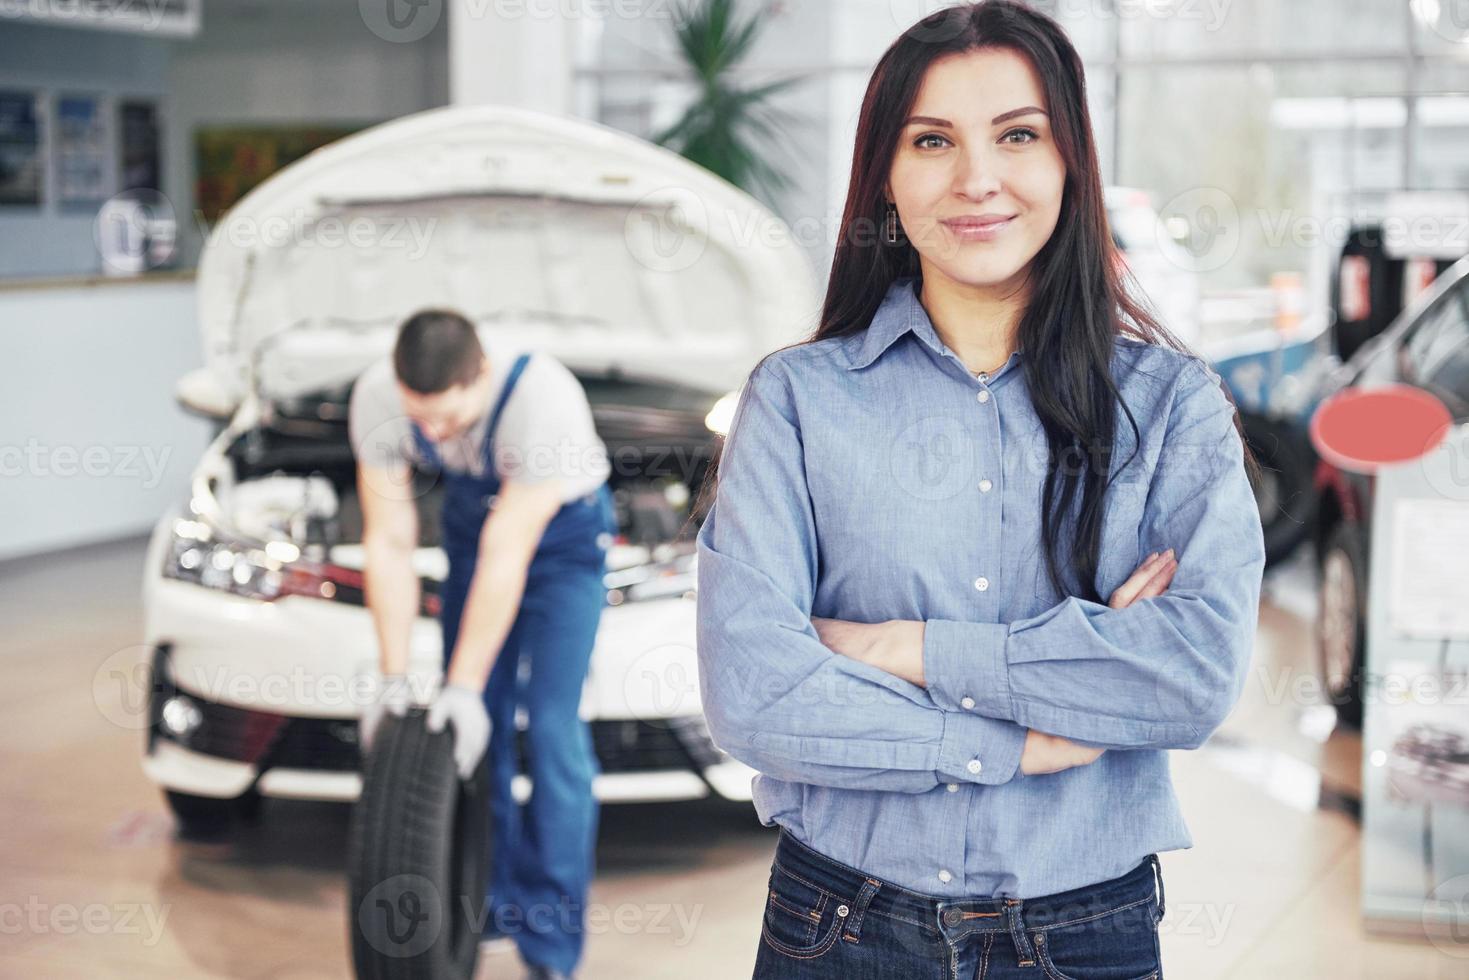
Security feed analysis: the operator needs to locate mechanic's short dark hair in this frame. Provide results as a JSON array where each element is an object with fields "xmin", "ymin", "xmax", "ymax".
[{"xmin": 392, "ymin": 309, "xmax": 484, "ymax": 394}]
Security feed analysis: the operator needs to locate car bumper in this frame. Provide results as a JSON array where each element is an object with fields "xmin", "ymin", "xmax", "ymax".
[
  {"xmin": 144, "ymin": 738, "xmax": 755, "ymax": 805},
  {"xmin": 144, "ymin": 646, "xmax": 755, "ymax": 804}
]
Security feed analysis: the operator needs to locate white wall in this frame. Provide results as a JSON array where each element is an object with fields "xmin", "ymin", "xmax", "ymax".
[
  {"xmin": 0, "ymin": 279, "xmax": 209, "ymax": 562},
  {"xmin": 449, "ymin": 0, "xmax": 575, "ymax": 112}
]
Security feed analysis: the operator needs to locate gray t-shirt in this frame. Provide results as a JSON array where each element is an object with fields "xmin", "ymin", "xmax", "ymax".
[{"xmin": 347, "ymin": 338, "xmax": 610, "ymax": 503}]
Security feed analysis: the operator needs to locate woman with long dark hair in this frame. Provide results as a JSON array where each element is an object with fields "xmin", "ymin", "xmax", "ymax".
[{"xmin": 694, "ymin": 2, "xmax": 1266, "ymax": 977}]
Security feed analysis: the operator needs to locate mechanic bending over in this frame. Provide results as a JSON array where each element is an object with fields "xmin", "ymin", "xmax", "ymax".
[{"xmin": 347, "ymin": 308, "xmax": 615, "ymax": 980}]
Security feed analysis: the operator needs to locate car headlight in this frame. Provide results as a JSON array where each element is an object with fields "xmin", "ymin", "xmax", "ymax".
[
  {"xmin": 162, "ymin": 516, "xmax": 286, "ymax": 600},
  {"xmin": 705, "ymin": 388, "xmax": 741, "ymax": 436},
  {"xmin": 161, "ymin": 513, "xmax": 441, "ymax": 616}
]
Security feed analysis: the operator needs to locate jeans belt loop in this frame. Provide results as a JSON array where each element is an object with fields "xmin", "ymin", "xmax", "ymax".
[
  {"xmin": 1150, "ymin": 853, "xmax": 1166, "ymax": 924},
  {"xmin": 840, "ymin": 878, "xmax": 882, "ymax": 944},
  {"xmin": 1004, "ymin": 898, "xmax": 1036, "ymax": 967}
]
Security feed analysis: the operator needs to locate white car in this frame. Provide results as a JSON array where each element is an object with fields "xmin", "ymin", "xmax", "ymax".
[{"xmin": 140, "ymin": 104, "xmax": 819, "ymax": 834}]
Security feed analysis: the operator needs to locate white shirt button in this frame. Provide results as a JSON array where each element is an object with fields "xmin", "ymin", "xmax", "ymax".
[
  {"xmin": 977, "ymin": 390, "xmax": 990, "ymax": 403},
  {"xmin": 973, "ymin": 576, "xmax": 989, "ymax": 591},
  {"xmin": 960, "ymin": 696, "xmax": 976, "ymax": 710},
  {"xmin": 967, "ymin": 758, "xmax": 983, "ymax": 775},
  {"xmin": 977, "ymin": 372, "xmax": 988, "ymax": 382},
  {"xmin": 938, "ymin": 869, "xmax": 953, "ymax": 883},
  {"xmin": 946, "ymin": 782, "xmax": 959, "ymax": 792},
  {"xmin": 978, "ymin": 479, "xmax": 992, "ymax": 492}
]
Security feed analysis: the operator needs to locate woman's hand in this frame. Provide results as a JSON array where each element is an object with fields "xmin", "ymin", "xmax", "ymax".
[
  {"xmin": 1020, "ymin": 548, "xmax": 1179, "ymax": 775},
  {"xmin": 1020, "ymin": 731, "xmax": 1107, "ymax": 774},
  {"xmin": 1107, "ymin": 548, "xmax": 1177, "ymax": 609},
  {"xmin": 809, "ymin": 617, "xmax": 925, "ymax": 686}
]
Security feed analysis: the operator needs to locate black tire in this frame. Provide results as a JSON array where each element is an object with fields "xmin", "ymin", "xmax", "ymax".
[
  {"xmin": 1241, "ymin": 412, "xmax": 1316, "ymax": 568},
  {"xmin": 1316, "ymin": 523, "xmax": 1366, "ymax": 729},
  {"xmin": 164, "ymin": 788, "xmax": 263, "ymax": 839},
  {"xmin": 346, "ymin": 707, "xmax": 492, "ymax": 980}
]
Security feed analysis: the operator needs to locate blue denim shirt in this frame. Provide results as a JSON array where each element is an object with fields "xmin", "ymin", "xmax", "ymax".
[{"xmin": 694, "ymin": 274, "xmax": 1265, "ymax": 899}]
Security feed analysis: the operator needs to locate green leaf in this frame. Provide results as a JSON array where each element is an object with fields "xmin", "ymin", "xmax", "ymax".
[{"xmin": 651, "ymin": 0, "xmax": 806, "ymax": 199}]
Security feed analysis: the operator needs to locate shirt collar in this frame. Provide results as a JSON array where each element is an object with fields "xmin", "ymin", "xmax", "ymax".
[{"xmin": 844, "ymin": 275, "xmax": 1024, "ymax": 376}]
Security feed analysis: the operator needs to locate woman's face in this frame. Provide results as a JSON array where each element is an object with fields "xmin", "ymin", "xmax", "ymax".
[{"xmin": 887, "ymin": 46, "xmax": 1066, "ymax": 296}]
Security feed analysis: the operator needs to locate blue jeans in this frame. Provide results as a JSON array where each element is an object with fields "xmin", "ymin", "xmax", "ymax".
[
  {"xmin": 753, "ymin": 827, "xmax": 1165, "ymax": 980},
  {"xmin": 439, "ymin": 485, "xmax": 615, "ymax": 977}
]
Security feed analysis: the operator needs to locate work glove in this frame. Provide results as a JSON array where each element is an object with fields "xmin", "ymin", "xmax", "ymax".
[
  {"xmin": 425, "ymin": 682, "xmax": 492, "ymax": 780},
  {"xmin": 359, "ymin": 672, "xmax": 413, "ymax": 754}
]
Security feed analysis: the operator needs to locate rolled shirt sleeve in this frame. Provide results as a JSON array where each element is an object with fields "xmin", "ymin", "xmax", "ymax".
[
  {"xmin": 696, "ymin": 356, "xmax": 1028, "ymax": 791},
  {"xmin": 922, "ymin": 359, "xmax": 1266, "ymax": 750}
]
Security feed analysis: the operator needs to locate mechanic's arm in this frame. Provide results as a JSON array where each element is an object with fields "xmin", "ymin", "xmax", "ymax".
[
  {"xmin": 918, "ymin": 359, "xmax": 1267, "ymax": 751},
  {"xmin": 441, "ymin": 477, "xmax": 564, "ymax": 690},
  {"xmin": 696, "ymin": 360, "xmax": 1029, "ymax": 792},
  {"xmin": 358, "ymin": 459, "xmax": 421, "ymax": 676}
]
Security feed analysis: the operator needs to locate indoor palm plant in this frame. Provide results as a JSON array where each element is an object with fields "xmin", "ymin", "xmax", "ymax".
[{"xmin": 653, "ymin": 0, "xmax": 809, "ymax": 204}]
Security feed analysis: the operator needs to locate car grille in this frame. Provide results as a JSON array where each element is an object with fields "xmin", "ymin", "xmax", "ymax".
[
  {"xmin": 147, "ymin": 646, "xmax": 360, "ymax": 771},
  {"xmin": 265, "ymin": 717, "xmax": 364, "ymax": 771},
  {"xmin": 155, "ymin": 690, "xmax": 362, "ymax": 771}
]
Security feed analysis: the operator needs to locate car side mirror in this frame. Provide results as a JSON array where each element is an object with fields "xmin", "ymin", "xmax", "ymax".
[{"xmin": 1308, "ymin": 383, "xmax": 1452, "ymax": 474}]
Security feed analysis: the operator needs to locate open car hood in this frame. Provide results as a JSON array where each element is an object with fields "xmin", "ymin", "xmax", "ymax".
[{"xmin": 195, "ymin": 104, "xmax": 821, "ymax": 404}]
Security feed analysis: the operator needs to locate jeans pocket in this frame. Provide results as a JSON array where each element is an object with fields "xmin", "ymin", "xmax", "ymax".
[
  {"xmin": 760, "ymin": 863, "xmax": 848, "ymax": 960},
  {"xmin": 1031, "ymin": 894, "xmax": 1161, "ymax": 980}
]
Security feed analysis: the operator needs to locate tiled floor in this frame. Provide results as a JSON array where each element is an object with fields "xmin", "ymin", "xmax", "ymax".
[{"xmin": 0, "ymin": 537, "xmax": 1464, "ymax": 979}]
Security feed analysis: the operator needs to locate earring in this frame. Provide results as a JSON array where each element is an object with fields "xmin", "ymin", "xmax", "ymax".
[{"xmin": 885, "ymin": 203, "xmax": 898, "ymax": 244}]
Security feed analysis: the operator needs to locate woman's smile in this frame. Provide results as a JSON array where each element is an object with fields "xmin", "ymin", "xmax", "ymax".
[{"xmin": 941, "ymin": 213, "xmax": 1018, "ymax": 241}]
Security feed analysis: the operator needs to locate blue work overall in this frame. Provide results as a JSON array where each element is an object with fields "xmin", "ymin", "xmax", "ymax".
[{"xmin": 410, "ymin": 350, "xmax": 615, "ymax": 976}]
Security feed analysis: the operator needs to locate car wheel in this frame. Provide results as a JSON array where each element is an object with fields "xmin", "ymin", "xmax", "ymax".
[
  {"xmin": 1316, "ymin": 523, "xmax": 1366, "ymax": 729},
  {"xmin": 347, "ymin": 707, "xmax": 491, "ymax": 980},
  {"xmin": 164, "ymin": 788, "xmax": 263, "ymax": 839},
  {"xmin": 1241, "ymin": 412, "xmax": 1316, "ymax": 568}
]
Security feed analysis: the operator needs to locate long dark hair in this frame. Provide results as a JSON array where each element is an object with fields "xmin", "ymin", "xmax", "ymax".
[{"xmin": 692, "ymin": 0, "xmax": 1259, "ymax": 603}]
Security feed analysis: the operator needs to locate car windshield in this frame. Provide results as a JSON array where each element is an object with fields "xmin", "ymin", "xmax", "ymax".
[{"xmin": 1401, "ymin": 274, "xmax": 1469, "ymax": 415}]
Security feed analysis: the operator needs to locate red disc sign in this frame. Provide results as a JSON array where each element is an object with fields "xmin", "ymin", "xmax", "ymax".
[{"xmin": 1309, "ymin": 383, "xmax": 1454, "ymax": 474}]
